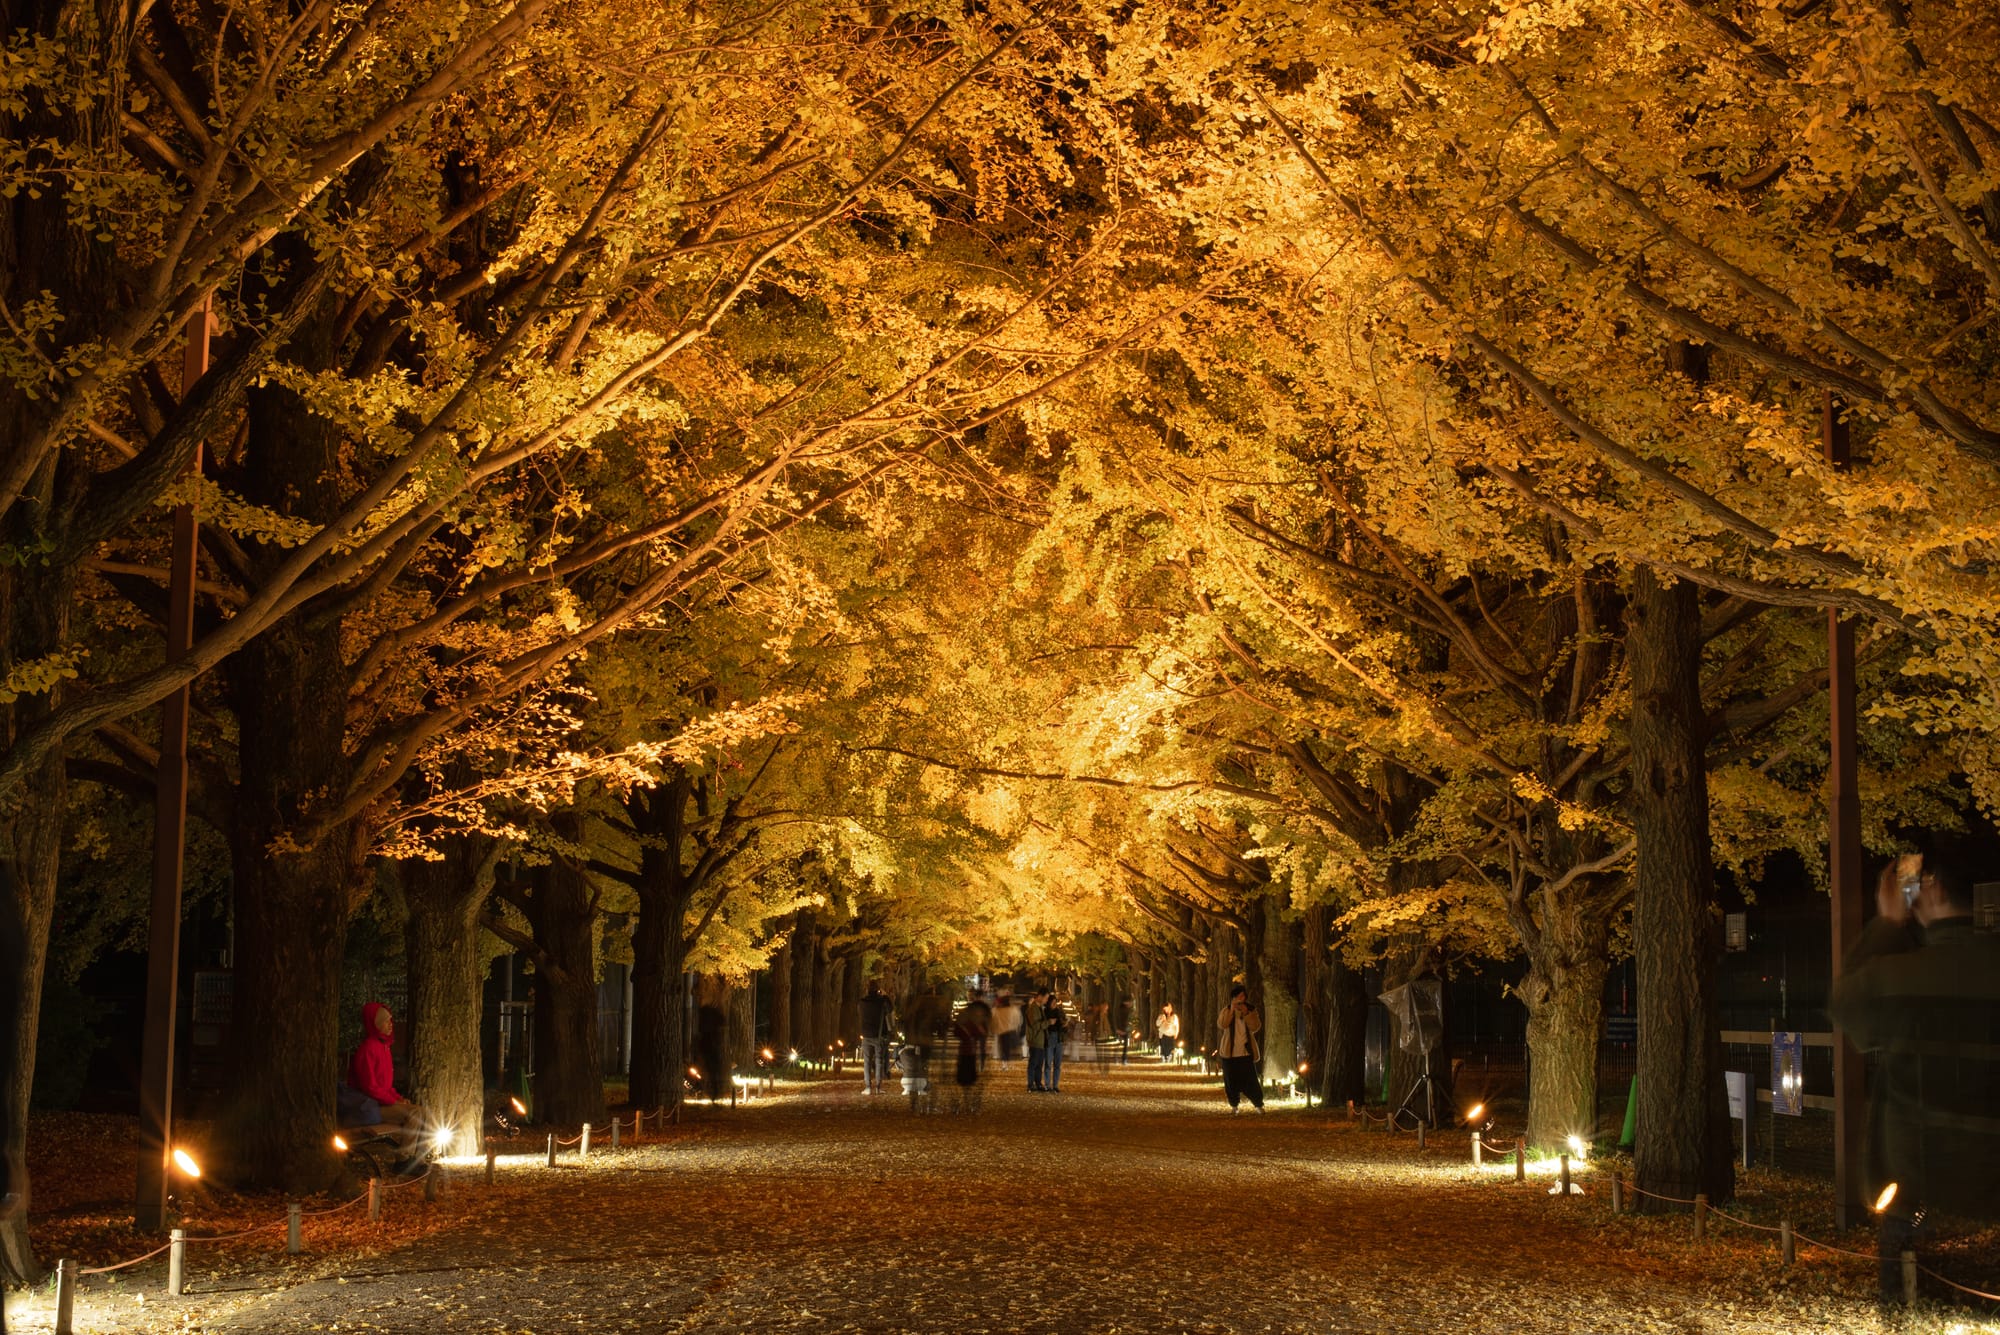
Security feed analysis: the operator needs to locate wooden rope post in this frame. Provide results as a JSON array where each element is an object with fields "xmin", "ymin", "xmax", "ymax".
[
  {"xmin": 545, "ymin": 1133, "xmax": 556, "ymax": 1168},
  {"xmin": 54, "ymin": 1258, "xmax": 75, "ymax": 1335},
  {"xmin": 1416, "ymin": 1121, "xmax": 1427, "ymax": 1150},
  {"xmin": 1610, "ymin": 1174, "xmax": 1623, "ymax": 1214},
  {"xmin": 1472, "ymin": 1130, "xmax": 1483, "ymax": 1168},
  {"xmin": 1902, "ymin": 1250, "xmax": 1918, "ymax": 1307},
  {"xmin": 485, "ymin": 1141, "xmax": 497, "ymax": 1185},
  {"xmin": 287, "ymin": 1203, "xmax": 302, "ymax": 1254},
  {"xmin": 424, "ymin": 1165, "xmax": 441, "ymax": 1202},
  {"xmin": 1694, "ymin": 1194, "xmax": 1708, "ymax": 1241},
  {"xmin": 1780, "ymin": 1219, "xmax": 1795, "ymax": 1266},
  {"xmin": 168, "ymin": 1228, "xmax": 186, "ymax": 1295},
  {"xmin": 1515, "ymin": 1139, "xmax": 1526, "ymax": 1182},
  {"xmin": 611, "ymin": 1115, "xmax": 621, "ymax": 1150},
  {"xmin": 368, "ymin": 1179, "xmax": 382, "ymax": 1223},
  {"xmin": 1346, "ymin": 1099, "xmax": 1355, "ymax": 1121},
  {"xmin": 1559, "ymin": 1153, "xmax": 1571, "ymax": 1197}
]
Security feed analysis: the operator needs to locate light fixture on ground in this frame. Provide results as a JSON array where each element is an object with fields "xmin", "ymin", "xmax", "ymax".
[
  {"xmin": 1873, "ymin": 1182, "xmax": 1899, "ymax": 1213},
  {"xmin": 171, "ymin": 1148, "xmax": 202, "ymax": 1179}
]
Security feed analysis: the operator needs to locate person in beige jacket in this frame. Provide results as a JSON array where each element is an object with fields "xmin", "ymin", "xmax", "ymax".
[{"xmin": 1215, "ymin": 983, "xmax": 1264, "ymax": 1112}]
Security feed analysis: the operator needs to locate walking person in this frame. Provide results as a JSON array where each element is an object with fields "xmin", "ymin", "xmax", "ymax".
[
  {"xmin": 1216, "ymin": 984, "xmax": 1264, "ymax": 1113},
  {"xmin": 953, "ymin": 996, "xmax": 989, "ymax": 1114},
  {"xmin": 858, "ymin": 981, "xmax": 894, "ymax": 1095},
  {"xmin": 993, "ymin": 992, "xmax": 1023, "ymax": 1069},
  {"xmin": 1025, "ymin": 990, "xmax": 1050, "ymax": 1092},
  {"xmin": 1156, "ymin": 1002, "xmax": 1180, "ymax": 1061}
]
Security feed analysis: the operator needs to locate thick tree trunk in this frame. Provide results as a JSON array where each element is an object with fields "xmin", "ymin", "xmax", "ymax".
[
  {"xmin": 1519, "ymin": 947, "xmax": 1609, "ymax": 1151},
  {"xmin": 788, "ymin": 918, "xmax": 813, "ymax": 1057},
  {"xmin": 727, "ymin": 978, "xmax": 755, "ymax": 1071},
  {"xmin": 1258, "ymin": 898, "xmax": 1301, "ymax": 1083},
  {"xmin": 224, "ymin": 821, "xmax": 362, "ymax": 1190},
  {"xmin": 1628, "ymin": 568, "xmax": 1734, "ymax": 1207},
  {"xmin": 220, "ymin": 590, "xmax": 366, "ymax": 1191},
  {"xmin": 220, "ymin": 280, "xmax": 365, "ymax": 1192},
  {"xmin": 402, "ymin": 839, "xmax": 496, "ymax": 1156},
  {"xmin": 1322, "ymin": 946, "xmax": 1369, "ymax": 1106},
  {"xmin": 769, "ymin": 938, "xmax": 792, "ymax": 1054},
  {"xmin": 529, "ymin": 825, "xmax": 603, "ymax": 1127},
  {"xmin": 1298, "ymin": 904, "xmax": 1330, "ymax": 1093},
  {"xmin": 0, "ymin": 29, "xmax": 109, "ymax": 1282},
  {"xmin": 0, "ymin": 753, "xmax": 63, "ymax": 1284},
  {"xmin": 628, "ymin": 881, "xmax": 690, "ymax": 1111},
  {"xmin": 836, "ymin": 951, "xmax": 863, "ymax": 1052}
]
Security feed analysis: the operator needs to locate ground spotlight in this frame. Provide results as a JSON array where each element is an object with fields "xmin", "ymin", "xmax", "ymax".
[{"xmin": 171, "ymin": 1147, "xmax": 202, "ymax": 1178}]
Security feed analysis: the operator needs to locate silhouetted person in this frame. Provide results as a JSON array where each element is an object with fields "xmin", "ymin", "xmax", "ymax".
[
  {"xmin": 858, "ymin": 981, "xmax": 894, "ymax": 1095},
  {"xmin": 1042, "ymin": 992, "xmax": 1069, "ymax": 1093},
  {"xmin": 952, "ymin": 997, "xmax": 988, "ymax": 1113},
  {"xmin": 1025, "ymin": 989, "xmax": 1051, "ymax": 1092},
  {"xmin": 1831, "ymin": 858, "xmax": 2000, "ymax": 1296},
  {"xmin": 1216, "ymin": 984, "xmax": 1264, "ymax": 1113},
  {"xmin": 1156, "ymin": 1002, "xmax": 1180, "ymax": 1061}
]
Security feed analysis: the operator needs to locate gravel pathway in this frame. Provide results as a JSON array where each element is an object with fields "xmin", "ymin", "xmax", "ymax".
[{"xmin": 13, "ymin": 1061, "xmax": 1926, "ymax": 1333}]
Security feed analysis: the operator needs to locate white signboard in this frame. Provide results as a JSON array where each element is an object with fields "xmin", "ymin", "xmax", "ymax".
[{"xmin": 1725, "ymin": 1070, "xmax": 1749, "ymax": 1122}]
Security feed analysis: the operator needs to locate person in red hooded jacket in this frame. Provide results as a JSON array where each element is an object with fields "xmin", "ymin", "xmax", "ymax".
[{"xmin": 348, "ymin": 1002, "xmax": 427, "ymax": 1150}]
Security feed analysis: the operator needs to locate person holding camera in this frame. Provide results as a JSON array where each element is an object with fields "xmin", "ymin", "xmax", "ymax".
[
  {"xmin": 1830, "ymin": 854, "xmax": 2000, "ymax": 1298},
  {"xmin": 1215, "ymin": 983, "xmax": 1264, "ymax": 1113}
]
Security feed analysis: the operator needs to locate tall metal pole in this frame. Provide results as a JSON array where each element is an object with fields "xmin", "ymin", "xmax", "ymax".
[
  {"xmin": 1823, "ymin": 392, "xmax": 1867, "ymax": 1229},
  {"xmin": 136, "ymin": 301, "xmax": 207, "ymax": 1231}
]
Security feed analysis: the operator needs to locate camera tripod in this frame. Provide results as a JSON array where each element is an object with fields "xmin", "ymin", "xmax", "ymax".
[{"xmin": 1391, "ymin": 1057, "xmax": 1439, "ymax": 1130}]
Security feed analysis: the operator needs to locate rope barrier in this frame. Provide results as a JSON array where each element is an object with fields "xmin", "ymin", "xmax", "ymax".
[
  {"xmin": 178, "ymin": 1219, "xmax": 288, "ymax": 1243},
  {"xmin": 1916, "ymin": 1263, "xmax": 2000, "ymax": 1304},
  {"xmin": 1625, "ymin": 1183, "xmax": 1702, "ymax": 1207},
  {"xmin": 553, "ymin": 1132, "xmax": 584, "ymax": 1147},
  {"xmin": 300, "ymin": 1192, "xmax": 370, "ymax": 1217},
  {"xmin": 382, "ymin": 1166, "xmax": 434, "ymax": 1191},
  {"xmin": 1779, "ymin": 1230, "xmax": 1879, "ymax": 1263},
  {"xmin": 1702, "ymin": 1205, "xmax": 1786, "ymax": 1235},
  {"xmin": 76, "ymin": 1243, "xmax": 173, "ymax": 1276}
]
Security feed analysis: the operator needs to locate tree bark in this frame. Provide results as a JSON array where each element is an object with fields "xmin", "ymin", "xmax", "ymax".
[
  {"xmin": 528, "ymin": 816, "xmax": 603, "ymax": 1127},
  {"xmin": 0, "ymin": 541, "xmax": 73, "ymax": 1280},
  {"xmin": 1257, "ymin": 896, "xmax": 1301, "ymax": 1082},
  {"xmin": 835, "ymin": 949, "xmax": 863, "ymax": 1052},
  {"xmin": 1299, "ymin": 903, "xmax": 1330, "ymax": 1092},
  {"xmin": 1321, "ymin": 945, "xmax": 1369, "ymax": 1106},
  {"xmin": 0, "ymin": 753, "xmax": 63, "ymax": 1284},
  {"xmin": 402, "ymin": 838, "xmax": 496, "ymax": 1156},
  {"xmin": 769, "ymin": 936, "xmax": 792, "ymax": 1055},
  {"xmin": 727, "ymin": 977, "xmax": 755, "ymax": 1071},
  {"xmin": 219, "ymin": 596, "xmax": 367, "ymax": 1191},
  {"xmin": 1628, "ymin": 567, "xmax": 1734, "ymax": 1207},
  {"xmin": 1518, "ymin": 945, "xmax": 1609, "ymax": 1150},
  {"xmin": 628, "ymin": 874, "xmax": 690, "ymax": 1112}
]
